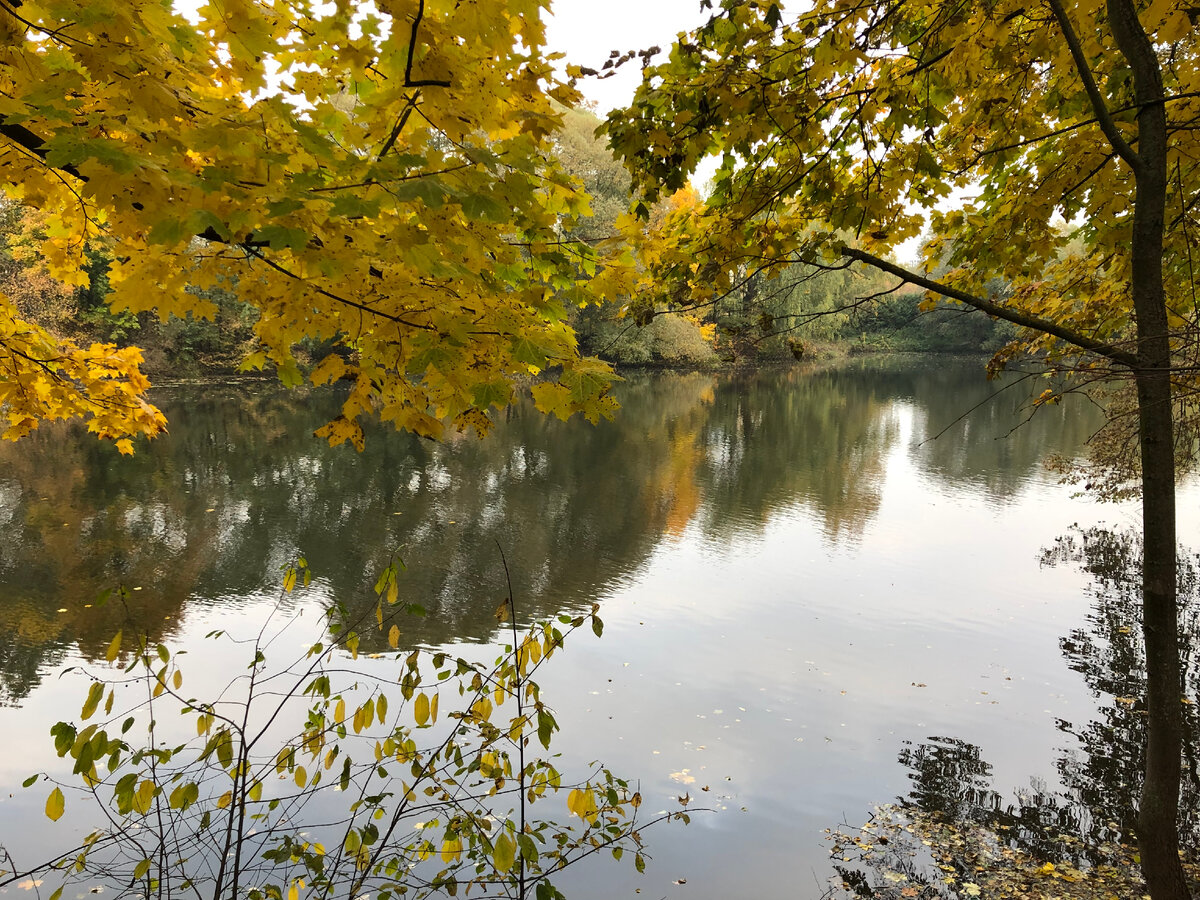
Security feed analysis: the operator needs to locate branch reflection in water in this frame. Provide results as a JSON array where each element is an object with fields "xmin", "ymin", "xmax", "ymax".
[{"xmin": 827, "ymin": 528, "xmax": 1200, "ymax": 898}]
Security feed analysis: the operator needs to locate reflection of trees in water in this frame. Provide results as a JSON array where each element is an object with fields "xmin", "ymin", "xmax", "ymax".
[
  {"xmin": 1044, "ymin": 529, "xmax": 1200, "ymax": 847},
  {"xmin": 828, "ymin": 528, "xmax": 1200, "ymax": 897},
  {"xmin": 895, "ymin": 735, "xmax": 1120, "ymax": 869},
  {"xmin": 889, "ymin": 361, "xmax": 1102, "ymax": 500},
  {"xmin": 898, "ymin": 737, "xmax": 1001, "ymax": 824},
  {"xmin": 905, "ymin": 528, "xmax": 1200, "ymax": 855},
  {"xmin": 0, "ymin": 366, "xmax": 1101, "ymax": 702},
  {"xmin": 695, "ymin": 368, "xmax": 898, "ymax": 540}
]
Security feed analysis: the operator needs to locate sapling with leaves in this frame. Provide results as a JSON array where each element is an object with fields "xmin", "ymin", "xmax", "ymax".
[{"xmin": 2, "ymin": 556, "xmax": 682, "ymax": 900}]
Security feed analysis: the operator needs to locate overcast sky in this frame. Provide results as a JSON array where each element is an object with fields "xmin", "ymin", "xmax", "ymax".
[{"xmin": 542, "ymin": 0, "xmax": 710, "ymax": 112}]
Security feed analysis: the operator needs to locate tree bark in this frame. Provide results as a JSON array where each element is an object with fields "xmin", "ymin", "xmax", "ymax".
[{"xmin": 1107, "ymin": 0, "xmax": 1190, "ymax": 895}]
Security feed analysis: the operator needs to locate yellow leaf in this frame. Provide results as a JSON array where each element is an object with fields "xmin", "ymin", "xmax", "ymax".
[
  {"xmin": 493, "ymin": 833, "xmax": 515, "ymax": 873},
  {"xmin": 81, "ymin": 682, "xmax": 104, "ymax": 720},
  {"xmin": 132, "ymin": 780, "xmax": 155, "ymax": 815},
  {"xmin": 441, "ymin": 838, "xmax": 462, "ymax": 864},
  {"xmin": 45, "ymin": 787, "xmax": 64, "ymax": 821}
]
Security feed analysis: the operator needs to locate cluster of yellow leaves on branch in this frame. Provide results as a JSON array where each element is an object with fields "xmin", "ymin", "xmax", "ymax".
[
  {"xmin": 0, "ymin": 0, "xmax": 636, "ymax": 450},
  {"xmin": 0, "ymin": 307, "xmax": 162, "ymax": 448},
  {"xmin": 602, "ymin": 0, "xmax": 1200, "ymax": 374}
]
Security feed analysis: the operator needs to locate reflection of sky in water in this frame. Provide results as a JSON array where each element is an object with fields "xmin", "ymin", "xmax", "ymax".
[{"xmin": 0, "ymin": 365, "xmax": 1194, "ymax": 900}]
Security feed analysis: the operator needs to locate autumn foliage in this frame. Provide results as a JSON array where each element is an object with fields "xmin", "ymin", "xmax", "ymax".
[{"xmin": 0, "ymin": 0, "xmax": 634, "ymax": 450}]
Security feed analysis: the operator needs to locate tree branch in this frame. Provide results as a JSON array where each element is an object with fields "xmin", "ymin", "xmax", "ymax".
[
  {"xmin": 244, "ymin": 247, "xmax": 436, "ymax": 332},
  {"xmin": 0, "ymin": 117, "xmax": 86, "ymax": 181},
  {"xmin": 1044, "ymin": 0, "xmax": 1141, "ymax": 171},
  {"xmin": 840, "ymin": 247, "xmax": 1139, "ymax": 367},
  {"xmin": 403, "ymin": 0, "xmax": 450, "ymax": 89}
]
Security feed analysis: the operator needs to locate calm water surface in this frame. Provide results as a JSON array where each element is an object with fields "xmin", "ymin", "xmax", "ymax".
[{"xmin": 0, "ymin": 359, "xmax": 1192, "ymax": 898}]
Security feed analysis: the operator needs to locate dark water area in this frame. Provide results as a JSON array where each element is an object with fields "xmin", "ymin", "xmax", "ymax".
[{"xmin": 0, "ymin": 359, "xmax": 1192, "ymax": 898}]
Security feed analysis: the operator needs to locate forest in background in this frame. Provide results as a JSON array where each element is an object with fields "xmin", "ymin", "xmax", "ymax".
[{"xmin": 0, "ymin": 106, "xmax": 1015, "ymax": 379}]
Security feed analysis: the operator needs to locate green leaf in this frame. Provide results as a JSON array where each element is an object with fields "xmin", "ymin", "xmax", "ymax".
[
  {"xmin": 253, "ymin": 224, "xmax": 310, "ymax": 251},
  {"xmin": 517, "ymin": 834, "xmax": 539, "ymax": 865},
  {"xmin": 51, "ymin": 722, "xmax": 76, "ymax": 757},
  {"xmin": 537, "ymin": 708, "xmax": 556, "ymax": 749},
  {"xmin": 470, "ymin": 380, "xmax": 513, "ymax": 410},
  {"xmin": 215, "ymin": 730, "xmax": 234, "ymax": 769},
  {"xmin": 187, "ymin": 209, "xmax": 231, "ymax": 241},
  {"xmin": 146, "ymin": 217, "xmax": 190, "ymax": 245}
]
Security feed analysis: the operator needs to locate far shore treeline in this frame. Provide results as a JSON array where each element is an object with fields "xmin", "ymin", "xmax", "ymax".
[{"xmin": 0, "ymin": 107, "xmax": 1014, "ymax": 380}]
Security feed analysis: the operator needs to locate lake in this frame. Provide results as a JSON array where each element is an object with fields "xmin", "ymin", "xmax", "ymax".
[{"xmin": 0, "ymin": 358, "xmax": 1195, "ymax": 899}]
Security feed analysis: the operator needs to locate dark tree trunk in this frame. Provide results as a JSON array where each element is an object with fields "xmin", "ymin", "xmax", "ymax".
[
  {"xmin": 1107, "ymin": 0, "xmax": 1190, "ymax": 896},
  {"xmin": 1137, "ymin": 342, "xmax": 1189, "ymax": 900}
]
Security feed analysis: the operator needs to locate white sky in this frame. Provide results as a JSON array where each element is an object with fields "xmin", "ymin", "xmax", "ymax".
[
  {"xmin": 543, "ymin": 0, "xmax": 711, "ymax": 112},
  {"xmin": 176, "ymin": 0, "xmax": 710, "ymax": 113}
]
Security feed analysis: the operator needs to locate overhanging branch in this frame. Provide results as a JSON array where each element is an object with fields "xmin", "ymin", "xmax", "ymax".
[
  {"xmin": 0, "ymin": 117, "xmax": 85, "ymax": 181},
  {"xmin": 840, "ymin": 247, "xmax": 1140, "ymax": 367}
]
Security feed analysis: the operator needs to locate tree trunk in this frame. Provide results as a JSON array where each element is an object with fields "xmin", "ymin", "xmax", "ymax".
[
  {"xmin": 1107, "ymin": 0, "xmax": 1189, "ymax": 895},
  {"xmin": 1137, "ymin": 361, "xmax": 1189, "ymax": 900}
]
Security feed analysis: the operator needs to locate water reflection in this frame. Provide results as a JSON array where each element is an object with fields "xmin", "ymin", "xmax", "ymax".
[
  {"xmin": 1047, "ymin": 529, "xmax": 1200, "ymax": 847},
  {"xmin": 0, "ymin": 361, "xmax": 1100, "ymax": 703},
  {"xmin": 829, "ymin": 527, "xmax": 1200, "ymax": 896}
]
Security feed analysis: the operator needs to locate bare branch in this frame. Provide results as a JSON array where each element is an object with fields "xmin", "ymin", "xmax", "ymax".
[{"xmin": 840, "ymin": 246, "xmax": 1139, "ymax": 367}]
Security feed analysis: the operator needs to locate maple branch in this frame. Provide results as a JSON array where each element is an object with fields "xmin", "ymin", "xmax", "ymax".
[
  {"xmin": 0, "ymin": 0, "xmax": 88, "ymax": 46},
  {"xmin": 976, "ymin": 93, "xmax": 1198, "ymax": 166},
  {"xmin": 839, "ymin": 247, "xmax": 1139, "ymax": 367},
  {"xmin": 403, "ymin": 0, "xmax": 450, "ymax": 89},
  {"xmin": 243, "ymin": 247, "xmax": 436, "ymax": 332},
  {"xmin": 1044, "ymin": 0, "xmax": 1140, "ymax": 171},
  {"xmin": 978, "ymin": 116, "xmax": 1102, "ymax": 157},
  {"xmin": 0, "ymin": 117, "xmax": 85, "ymax": 181},
  {"xmin": 306, "ymin": 163, "xmax": 473, "ymax": 193},
  {"xmin": 377, "ymin": 96, "xmax": 420, "ymax": 161}
]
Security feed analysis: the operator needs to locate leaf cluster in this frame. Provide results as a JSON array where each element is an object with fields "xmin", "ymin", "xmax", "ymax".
[
  {"xmin": 4, "ymin": 566, "xmax": 680, "ymax": 900},
  {"xmin": 0, "ymin": 0, "xmax": 642, "ymax": 448}
]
